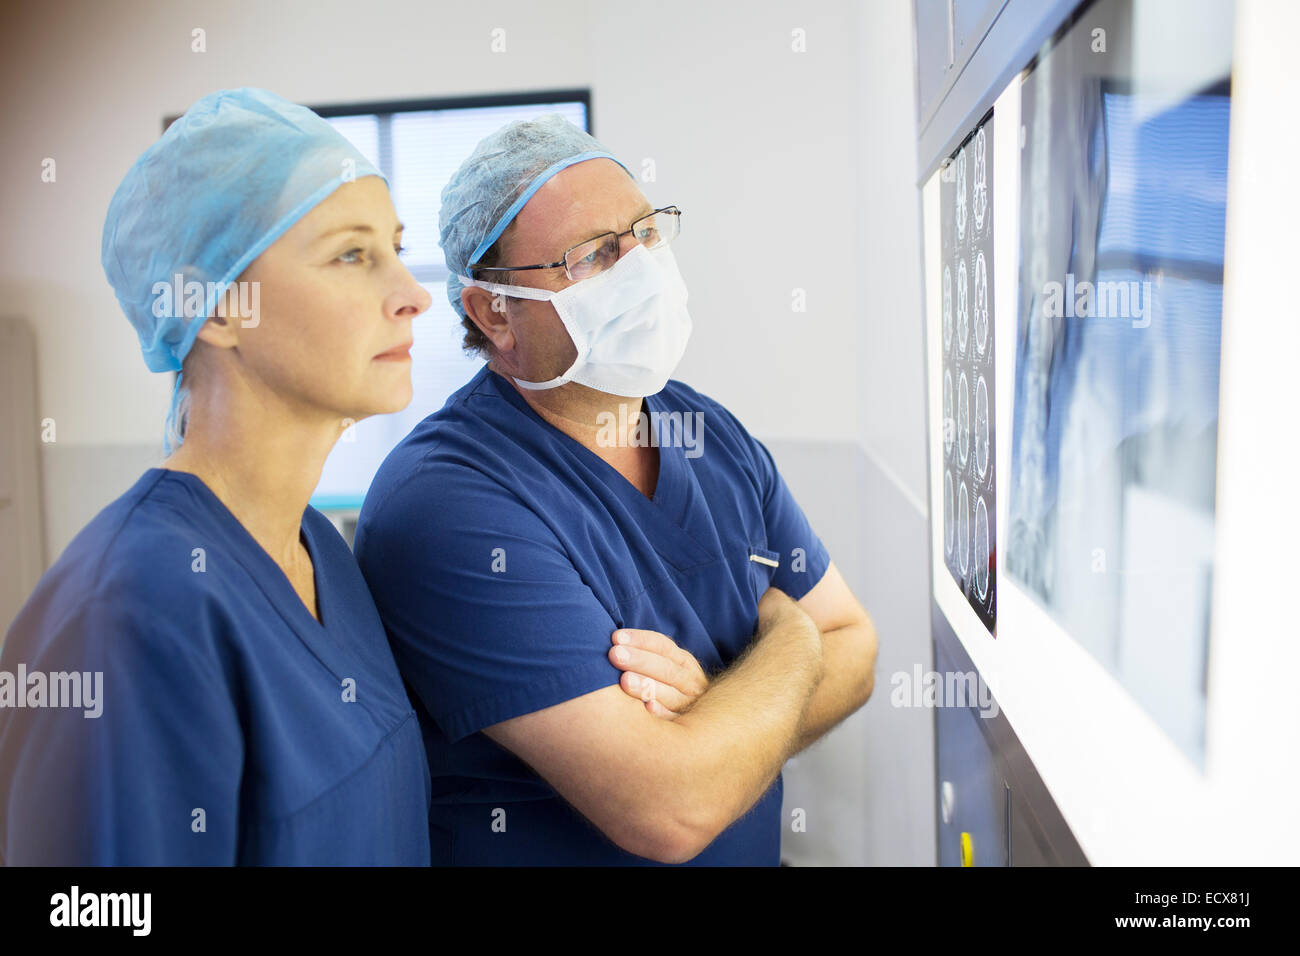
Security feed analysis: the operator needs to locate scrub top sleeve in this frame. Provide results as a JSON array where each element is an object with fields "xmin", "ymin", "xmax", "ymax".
[
  {"xmin": 705, "ymin": 398, "xmax": 832, "ymax": 602},
  {"xmin": 751, "ymin": 435, "xmax": 832, "ymax": 600},
  {"xmin": 2, "ymin": 596, "xmax": 243, "ymax": 865},
  {"xmin": 357, "ymin": 468, "xmax": 624, "ymax": 744}
]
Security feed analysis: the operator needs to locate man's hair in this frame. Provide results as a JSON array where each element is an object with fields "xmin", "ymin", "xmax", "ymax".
[{"xmin": 461, "ymin": 225, "xmax": 518, "ymax": 359}]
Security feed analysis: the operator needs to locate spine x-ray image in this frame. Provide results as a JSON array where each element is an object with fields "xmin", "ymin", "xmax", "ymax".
[{"xmin": 1006, "ymin": 0, "xmax": 1232, "ymax": 765}]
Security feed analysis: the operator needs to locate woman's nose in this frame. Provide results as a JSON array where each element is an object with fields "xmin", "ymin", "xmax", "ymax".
[{"xmin": 391, "ymin": 268, "xmax": 433, "ymax": 318}]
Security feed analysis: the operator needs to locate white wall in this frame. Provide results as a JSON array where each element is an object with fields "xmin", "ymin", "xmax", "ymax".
[
  {"xmin": 1, "ymin": 0, "xmax": 594, "ymax": 446},
  {"xmin": 852, "ymin": 2, "xmax": 929, "ymax": 510},
  {"xmin": 592, "ymin": 1, "xmax": 864, "ymax": 444},
  {"xmin": 0, "ymin": 0, "xmax": 933, "ymax": 865}
]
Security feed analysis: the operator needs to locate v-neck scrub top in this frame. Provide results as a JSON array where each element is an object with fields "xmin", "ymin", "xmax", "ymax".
[
  {"xmin": 354, "ymin": 366, "xmax": 831, "ymax": 866},
  {"xmin": 0, "ymin": 469, "xmax": 431, "ymax": 865}
]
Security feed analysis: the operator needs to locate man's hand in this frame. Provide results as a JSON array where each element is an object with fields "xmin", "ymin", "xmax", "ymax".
[
  {"xmin": 609, "ymin": 628, "xmax": 710, "ymax": 719},
  {"xmin": 488, "ymin": 588, "xmax": 827, "ymax": 862}
]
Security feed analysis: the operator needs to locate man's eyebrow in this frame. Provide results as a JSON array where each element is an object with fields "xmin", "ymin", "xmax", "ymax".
[
  {"xmin": 561, "ymin": 204, "xmax": 656, "ymax": 249},
  {"xmin": 315, "ymin": 222, "xmax": 406, "ymax": 242}
]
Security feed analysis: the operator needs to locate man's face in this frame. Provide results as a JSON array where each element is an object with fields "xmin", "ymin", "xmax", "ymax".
[{"xmin": 474, "ymin": 158, "xmax": 654, "ymax": 386}]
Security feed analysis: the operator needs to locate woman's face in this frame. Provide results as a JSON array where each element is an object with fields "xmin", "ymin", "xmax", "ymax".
[{"xmin": 220, "ymin": 175, "xmax": 431, "ymax": 425}]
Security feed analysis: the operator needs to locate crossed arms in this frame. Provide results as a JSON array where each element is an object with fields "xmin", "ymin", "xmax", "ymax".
[{"xmin": 483, "ymin": 560, "xmax": 877, "ymax": 864}]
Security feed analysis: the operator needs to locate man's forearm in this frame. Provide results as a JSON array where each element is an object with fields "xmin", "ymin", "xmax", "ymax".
[
  {"xmin": 665, "ymin": 598, "xmax": 822, "ymax": 852},
  {"xmin": 789, "ymin": 618, "xmax": 877, "ymax": 754}
]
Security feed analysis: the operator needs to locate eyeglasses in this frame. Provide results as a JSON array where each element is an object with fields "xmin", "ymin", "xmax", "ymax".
[{"xmin": 472, "ymin": 206, "xmax": 681, "ymax": 283}]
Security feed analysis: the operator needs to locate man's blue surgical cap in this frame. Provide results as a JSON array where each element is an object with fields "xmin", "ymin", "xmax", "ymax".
[
  {"xmin": 438, "ymin": 114, "xmax": 633, "ymax": 321},
  {"xmin": 101, "ymin": 87, "xmax": 385, "ymax": 451}
]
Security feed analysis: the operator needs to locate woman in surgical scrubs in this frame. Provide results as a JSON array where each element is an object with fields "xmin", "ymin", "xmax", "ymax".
[{"xmin": 0, "ymin": 88, "xmax": 434, "ymax": 864}]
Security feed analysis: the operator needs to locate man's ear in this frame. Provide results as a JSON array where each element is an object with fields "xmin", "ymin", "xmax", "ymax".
[{"xmin": 461, "ymin": 285, "xmax": 516, "ymax": 354}]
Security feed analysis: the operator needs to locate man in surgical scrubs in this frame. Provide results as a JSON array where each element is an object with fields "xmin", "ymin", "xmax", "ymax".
[{"xmin": 355, "ymin": 115, "xmax": 877, "ymax": 865}]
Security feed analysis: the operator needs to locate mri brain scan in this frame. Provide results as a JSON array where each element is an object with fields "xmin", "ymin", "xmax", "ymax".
[
  {"xmin": 943, "ymin": 369, "xmax": 954, "ymax": 457},
  {"xmin": 944, "ymin": 471, "xmax": 954, "ymax": 557},
  {"xmin": 938, "ymin": 111, "xmax": 996, "ymax": 634},
  {"xmin": 957, "ymin": 369, "xmax": 970, "ymax": 468},
  {"xmin": 972, "ymin": 126, "xmax": 988, "ymax": 234},
  {"xmin": 955, "ymin": 147, "xmax": 968, "ymax": 242},
  {"xmin": 956, "ymin": 257, "xmax": 969, "ymax": 357},
  {"xmin": 958, "ymin": 480, "xmax": 970, "ymax": 575}
]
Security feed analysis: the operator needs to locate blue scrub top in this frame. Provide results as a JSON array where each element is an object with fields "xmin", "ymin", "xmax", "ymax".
[
  {"xmin": 0, "ymin": 468, "xmax": 432, "ymax": 865},
  {"xmin": 355, "ymin": 366, "xmax": 830, "ymax": 866}
]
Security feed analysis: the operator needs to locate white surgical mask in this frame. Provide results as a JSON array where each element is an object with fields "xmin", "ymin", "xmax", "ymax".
[{"xmin": 462, "ymin": 242, "xmax": 692, "ymax": 397}]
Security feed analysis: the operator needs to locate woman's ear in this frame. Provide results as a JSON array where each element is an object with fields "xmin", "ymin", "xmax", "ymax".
[{"xmin": 195, "ymin": 281, "xmax": 250, "ymax": 350}]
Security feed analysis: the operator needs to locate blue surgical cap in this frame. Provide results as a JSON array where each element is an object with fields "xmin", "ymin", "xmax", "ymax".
[
  {"xmin": 101, "ymin": 86, "xmax": 385, "ymax": 451},
  {"xmin": 438, "ymin": 113, "xmax": 634, "ymax": 322}
]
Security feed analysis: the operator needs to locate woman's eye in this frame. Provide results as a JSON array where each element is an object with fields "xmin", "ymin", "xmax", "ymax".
[{"xmin": 336, "ymin": 245, "xmax": 405, "ymax": 264}]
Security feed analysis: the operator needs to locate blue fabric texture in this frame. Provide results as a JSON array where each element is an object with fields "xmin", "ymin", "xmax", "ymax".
[
  {"xmin": 354, "ymin": 366, "xmax": 831, "ymax": 865},
  {"xmin": 0, "ymin": 469, "xmax": 431, "ymax": 865}
]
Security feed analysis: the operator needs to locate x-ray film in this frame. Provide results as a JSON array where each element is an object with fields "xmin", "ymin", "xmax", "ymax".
[
  {"xmin": 1006, "ymin": 0, "xmax": 1231, "ymax": 764},
  {"xmin": 940, "ymin": 112, "xmax": 996, "ymax": 634}
]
